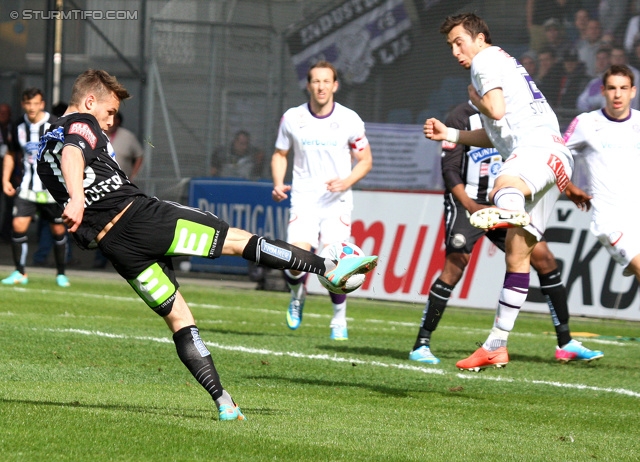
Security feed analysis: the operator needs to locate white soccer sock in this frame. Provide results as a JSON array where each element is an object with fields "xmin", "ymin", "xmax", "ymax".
[
  {"xmin": 330, "ymin": 301, "xmax": 347, "ymax": 328},
  {"xmin": 483, "ymin": 326, "xmax": 510, "ymax": 351},
  {"xmin": 493, "ymin": 187, "xmax": 525, "ymax": 211}
]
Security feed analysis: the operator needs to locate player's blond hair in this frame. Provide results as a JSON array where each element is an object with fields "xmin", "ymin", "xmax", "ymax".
[{"xmin": 69, "ymin": 69, "xmax": 131, "ymax": 106}]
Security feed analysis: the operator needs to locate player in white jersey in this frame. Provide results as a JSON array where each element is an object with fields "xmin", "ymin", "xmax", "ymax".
[
  {"xmin": 424, "ymin": 13, "xmax": 579, "ymax": 371},
  {"xmin": 564, "ymin": 65, "xmax": 640, "ymax": 282},
  {"xmin": 271, "ymin": 61, "xmax": 373, "ymax": 340},
  {"xmin": 1, "ymin": 88, "xmax": 69, "ymax": 287}
]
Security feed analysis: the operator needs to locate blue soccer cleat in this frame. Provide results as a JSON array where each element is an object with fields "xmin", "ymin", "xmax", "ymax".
[
  {"xmin": 286, "ymin": 287, "xmax": 306, "ymax": 330},
  {"xmin": 555, "ymin": 339, "xmax": 603, "ymax": 362},
  {"xmin": 324, "ymin": 256, "xmax": 378, "ymax": 289},
  {"xmin": 2, "ymin": 270, "xmax": 28, "ymax": 285},
  {"xmin": 409, "ymin": 346, "xmax": 441, "ymax": 364},
  {"xmin": 330, "ymin": 325, "xmax": 348, "ymax": 341},
  {"xmin": 56, "ymin": 274, "xmax": 70, "ymax": 287},
  {"xmin": 218, "ymin": 404, "xmax": 246, "ymax": 421}
]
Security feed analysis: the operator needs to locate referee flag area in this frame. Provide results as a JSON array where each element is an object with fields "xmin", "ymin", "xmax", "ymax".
[{"xmin": 1, "ymin": 269, "xmax": 639, "ymax": 460}]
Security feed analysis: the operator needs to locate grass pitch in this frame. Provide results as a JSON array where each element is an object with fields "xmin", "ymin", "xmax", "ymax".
[{"xmin": 1, "ymin": 270, "xmax": 639, "ymax": 461}]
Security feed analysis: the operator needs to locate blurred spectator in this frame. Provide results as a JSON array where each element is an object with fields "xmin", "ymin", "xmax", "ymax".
[
  {"xmin": 536, "ymin": 47, "xmax": 562, "ymax": 94},
  {"xmin": 526, "ymin": 0, "xmax": 576, "ymax": 53},
  {"xmin": 598, "ymin": 0, "xmax": 629, "ymax": 45},
  {"xmin": 0, "ymin": 103, "xmax": 14, "ymax": 241},
  {"xmin": 623, "ymin": 2, "xmax": 640, "ymax": 55},
  {"xmin": 629, "ymin": 37, "xmax": 640, "ymax": 68},
  {"xmin": 576, "ymin": 19, "xmax": 607, "ymax": 76},
  {"xmin": 519, "ymin": 50, "xmax": 538, "ymax": 77},
  {"xmin": 210, "ymin": 130, "xmax": 265, "ymax": 180},
  {"xmin": 576, "ymin": 47, "xmax": 612, "ymax": 111},
  {"xmin": 568, "ymin": 8, "xmax": 590, "ymax": 45},
  {"xmin": 107, "ymin": 112, "xmax": 144, "ymax": 181},
  {"xmin": 551, "ymin": 48, "xmax": 591, "ymax": 108},
  {"xmin": 543, "ymin": 18, "xmax": 572, "ymax": 58}
]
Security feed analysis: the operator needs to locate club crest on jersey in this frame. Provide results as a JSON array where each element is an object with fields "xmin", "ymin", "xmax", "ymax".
[
  {"xmin": 469, "ymin": 147, "xmax": 499, "ymax": 163},
  {"xmin": 69, "ymin": 122, "xmax": 97, "ymax": 149}
]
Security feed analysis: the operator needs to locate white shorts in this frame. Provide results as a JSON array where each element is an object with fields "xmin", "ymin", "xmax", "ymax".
[
  {"xmin": 592, "ymin": 222, "xmax": 640, "ymax": 275},
  {"xmin": 286, "ymin": 201, "xmax": 352, "ymax": 249},
  {"xmin": 499, "ymin": 147, "xmax": 573, "ymax": 240}
]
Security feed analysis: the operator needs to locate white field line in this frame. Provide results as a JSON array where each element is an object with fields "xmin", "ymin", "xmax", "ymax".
[
  {"xmin": 6, "ymin": 287, "xmax": 637, "ymax": 347},
  {"xmin": 38, "ymin": 327, "xmax": 640, "ymax": 399}
]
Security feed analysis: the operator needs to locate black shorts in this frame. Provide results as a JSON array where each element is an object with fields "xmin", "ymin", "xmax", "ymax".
[
  {"xmin": 13, "ymin": 196, "xmax": 64, "ymax": 223},
  {"xmin": 97, "ymin": 197, "xmax": 229, "ymax": 315},
  {"xmin": 443, "ymin": 193, "xmax": 506, "ymax": 255}
]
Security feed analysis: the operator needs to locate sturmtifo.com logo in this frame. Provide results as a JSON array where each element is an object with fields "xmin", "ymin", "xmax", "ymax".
[{"xmin": 10, "ymin": 9, "xmax": 138, "ymax": 20}]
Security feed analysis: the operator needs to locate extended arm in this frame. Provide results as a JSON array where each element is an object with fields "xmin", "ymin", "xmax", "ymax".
[
  {"xmin": 2, "ymin": 152, "xmax": 16, "ymax": 196},
  {"xmin": 424, "ymin": 117, "xmax": 494, "ymax": 148},
  {"xmin": 60, "ymin": 145, "xmax": 86, "ymax": 232},
  {"xmin": 271, "ymin": 148, "xmax": 291, "ymax": 202}
]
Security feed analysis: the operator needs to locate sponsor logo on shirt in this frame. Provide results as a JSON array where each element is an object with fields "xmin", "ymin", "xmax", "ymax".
[
  {"xmin": 69, "ymin": 122, "xmax": 97, "ymax": 149},
  {"xmin": 547, "ymin": 154, "xmax": 569, "ymax": 192},
  {"xmin": 301, "ymin": 138, "xmax": 338, "ymax": 147},
  {"xmin": 469, "ymin": 147, "xmax": 499, "ymax": 163}
]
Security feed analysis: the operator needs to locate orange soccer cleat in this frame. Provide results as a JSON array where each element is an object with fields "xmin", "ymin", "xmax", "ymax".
[{"xmin": 456, "ymin": 346, "xmax": 509, "ymax": 372}]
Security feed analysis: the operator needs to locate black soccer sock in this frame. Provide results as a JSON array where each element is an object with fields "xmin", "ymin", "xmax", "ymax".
[
  {"xmin": 412, "ymin": 278, "xmax": 454, "ymax": 351},
  {"xmin": 539, "ymin": 269, "xmax": 572, "ymax": 347},
  {"xmin": 173, "ymin": 325, "xmax": 223, "ymax": 401},
  {"xmin": 10, "ymin": 231, "xmax": 28, "ymax": 274},
  {"xmin": 53, "ymin": 232, "xmax": 67, "ymax": 275},
  {"xmin": 242, "ymin": 235, "xmax": 327, "ymax": 275}
]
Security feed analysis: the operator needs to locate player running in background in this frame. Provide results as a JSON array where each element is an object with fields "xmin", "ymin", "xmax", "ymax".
[
  {"xmin": 425, "ymin": 13, "xmax": 575, "ymax": 371},
  {"xmin": 271, "ymin": 61, "xmax": 373, "ymax": 340},
  {"xmin": 37, "ymin": 69, "xmax": 377, "ymax": 421},
  {"xmin": 409, "ymin": 101, "xmax": 602, "ymax": 365},
  {"xmin": 2, "ymin": 88, "xmax": 70, "ymax": 287},
  {"xmin": 564, "ymin": 65, "xmax": 640, "ymax": 282}
]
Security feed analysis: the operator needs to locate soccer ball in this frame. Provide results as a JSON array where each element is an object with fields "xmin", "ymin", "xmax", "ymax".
[{"xmin": 317, "ymin": 241, "xmax": 367, "ymax": 294}]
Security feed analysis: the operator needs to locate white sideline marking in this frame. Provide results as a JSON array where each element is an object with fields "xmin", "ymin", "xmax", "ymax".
[{"xmin": 41, "ymin": 327, "xmax": 640, "ymax": 398}]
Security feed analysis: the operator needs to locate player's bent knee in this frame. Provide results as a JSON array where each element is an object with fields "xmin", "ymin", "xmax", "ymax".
[{"xmin": 127, "ymin": 263, "xmax": 178, "ymax": 316}]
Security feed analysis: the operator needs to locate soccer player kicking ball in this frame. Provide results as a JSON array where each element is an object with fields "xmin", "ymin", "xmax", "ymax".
[
  {"xmin": 564, "ymin": 64, "xmax": 640, "ymax": 283},
  {"xmin": 37, "ymin": 69, "xmax": 378, "ymax": 421},
  {"xmin": 425, "ymin": 13, "xmax": 574, "ymax": 371}
]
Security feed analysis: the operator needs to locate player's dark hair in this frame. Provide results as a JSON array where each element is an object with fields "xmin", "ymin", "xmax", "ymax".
[
  {"xmin": 307, "ymin": 60, "xmax": 338, "ymax": 82},
  {"xmin": 22, "ymin": 88, "xmax": 44, "ymax": 101},
  {"xmin": 440, "ymin": 13, "xmax": 492, "ymax": 45},
  {"xmin": 603, "ymin": 64, "xmax": 635, "ymax": 87},
  {"xmin": 69, "ymin": 69, "xmax": 131, "ymax": 106}
]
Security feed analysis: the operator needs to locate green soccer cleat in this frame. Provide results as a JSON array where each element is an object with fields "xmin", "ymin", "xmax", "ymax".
[
  {"xmin": 56, "ymin": 274, "xmax": 70, "ymax": 287},
  {"xmin": 2, "ymin": 270, "xmax": 28, "ymax": 285},
  {"xmin": 286, "ymin": 287, "xmax": 306, "ymax": 330},
  {"xmin": 324, "ymin": 256, "xmax": 378, "ymax": 289},
  {"xmin": 409, "ymin": 346, "xmax": 441, "ymax": 364},
  {"xmin": 218, "ymin": 404, "xmax": 246, "ymax": 421}
]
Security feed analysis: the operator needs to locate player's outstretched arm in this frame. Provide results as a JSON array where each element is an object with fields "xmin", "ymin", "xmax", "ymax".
[
  {"xmin": 425, "ymin": 118, "xmax": 493, "ymax": 148},
  {"xmin": 271, "ymin": 148, "xmax": 291, "ymax": 202},
  {"xmin": 60, "ymin": 145, "xmax": 86, "ymax": 231},
  {"xmin": 564, "ymin": 181, "xmax": 592, "ymax": 211}
]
